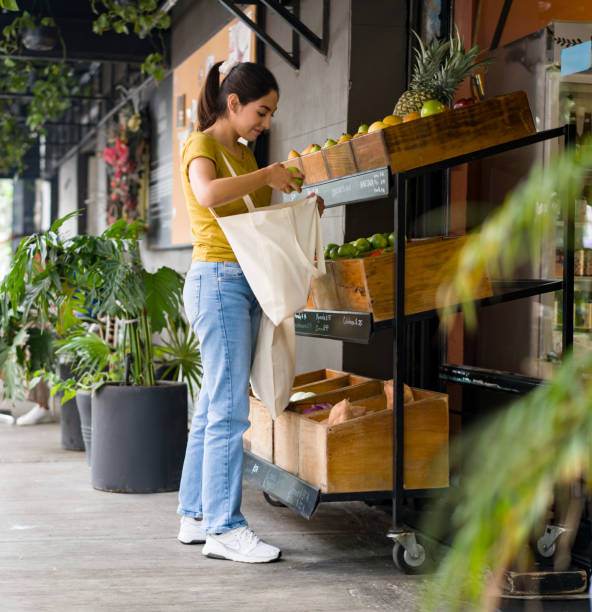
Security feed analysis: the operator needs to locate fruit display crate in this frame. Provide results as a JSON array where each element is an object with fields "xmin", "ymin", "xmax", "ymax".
[
  {"xmin": 244, "ymin": 375, "xmax": 449, "ymax": 498},
  {"xmin": 281, "ymin": 91, "xmax": 535, "ymax": 185},
  {"xmin": 276, "ymin": 388, "xmax": 449, "ymax": 494},
  {"xmin": 307, "ymin": 235, "xmax": 493, "ymax": 321},
  {"xmin": 244, "ymin": 376, "xmax": 382, "ymax": 464}
]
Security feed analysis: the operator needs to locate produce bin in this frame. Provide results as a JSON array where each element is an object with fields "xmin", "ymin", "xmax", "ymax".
[
  {"xmin": 244, "ymin": 375, "xmax": 382, "ymax": 466},
  {"xmin": 278, "ymin": 387, "xmax": 449, "ymax": 493},
  {"xmin": 282, "ymin": 91, "xmax": 535, "ymax": 180},
  {"xmin": 308, "ymin": 235, "xmax": 492, "ymax": 320}
]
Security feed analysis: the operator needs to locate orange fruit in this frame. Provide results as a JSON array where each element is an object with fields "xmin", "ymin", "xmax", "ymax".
[
  {"xmin": 301, "ymin": 144, "xmax": 313, "ymax": 155},
  {"xmin": 368, "ymin": 121, "xmax": 389, "ymax": 132},
  {"xmin": 287, "ymin": 149, "xmax": 300, "ymax": 159},
  {"xmin": 383, "ymin": 114, "xmax": 403, "ymax": 126},
  {"xmin": 403, "ymin": 112, "xmax": 421, "ymax": 122},
  {"xmin": 337, "ymin": 133, "xmax": 352, "ymax": 143}
]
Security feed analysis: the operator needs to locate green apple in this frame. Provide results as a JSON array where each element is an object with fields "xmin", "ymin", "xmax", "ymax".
[
  {"xmin": 310, "ymin": 144, "xmax": 322, "ymax": 153},
  {"xmin": 286, "ymin": 166, "xmax": 304, "ymax": 186},
  {"xmin": 357, "ymin": 124, "xmax": 369, "ymax": 134},
  {"xmin": 322, "ymin": 138, "xmax": 337, "ymax": 149},
  {"xmin": 420, "ymin": 99, "xmax": 447, "ymax": 117}
]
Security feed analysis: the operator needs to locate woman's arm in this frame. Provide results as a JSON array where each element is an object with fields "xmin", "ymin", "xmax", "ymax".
[{"xmin": 188, "ymin": 157, "xmax": 304, "ymax": 209}]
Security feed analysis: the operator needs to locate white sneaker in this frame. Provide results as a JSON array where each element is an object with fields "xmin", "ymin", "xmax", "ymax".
[
  {"xmin": 16, "ymin": 404, "xmax": 54, "ymax": 426},
  {"xmin": 0, "ymin": 413, "xmax": 14, "ymax": 425},
  {"xmin": 202, "ymin": 526, "xmax": 281, "ymax": 563},
  {"xmin": 177, "ymin": 515, "xmax": 206, "ymax": 544}
]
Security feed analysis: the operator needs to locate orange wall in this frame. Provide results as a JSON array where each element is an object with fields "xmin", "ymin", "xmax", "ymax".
[{"xmin": 474, "ymin": 0, "xmax": 592, "ymax": 50}]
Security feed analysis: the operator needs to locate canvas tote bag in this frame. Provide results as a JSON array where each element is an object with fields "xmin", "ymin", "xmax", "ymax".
[{"xmin": 210, "ymin": 153, "xmax": 326, "ymax": 418}]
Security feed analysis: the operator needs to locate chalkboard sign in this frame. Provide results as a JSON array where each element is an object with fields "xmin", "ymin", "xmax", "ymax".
[
  {"xmin": 294, "ymin": 310, "xmax": 374, "ymax": 343},
  {"xmin": 243, "ymin": 451, "xmax": 320, "ymax": 519},
  {"xmin": 283, "ymin": 166, "xmax": 390, "ymax": 207}
]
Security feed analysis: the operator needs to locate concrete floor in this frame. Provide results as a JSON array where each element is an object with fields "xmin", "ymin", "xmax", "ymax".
[
  {"xmin": 0, "ymin": 421, "xmax": 424, "ymax": 612},
  {"xmin": 2, "ymin": 422, "xmax": 590, "ymax": 612}
]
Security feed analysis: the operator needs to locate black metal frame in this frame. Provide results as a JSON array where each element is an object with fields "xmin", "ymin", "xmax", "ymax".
[
  {"xmin": 245, "ymin": 126, "xmax": 577, "ymax": 535},
  {"xmin": 388, "ymin": 124, "xmax": 576, "ymax": 537},
  {"xmin": 215, "ymin": 0, "xmax": 329, "ymax": 70}
]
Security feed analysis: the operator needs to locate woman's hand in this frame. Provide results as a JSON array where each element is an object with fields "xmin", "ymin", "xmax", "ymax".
[{"xmin": 265, "ymin": 162, "xmax": 304, "ymax": 194}]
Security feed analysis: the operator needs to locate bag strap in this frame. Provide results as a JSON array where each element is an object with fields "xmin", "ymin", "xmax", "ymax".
[{"xmin": 217, "ymin": 151, "xmax": 256, "ymax": 212}]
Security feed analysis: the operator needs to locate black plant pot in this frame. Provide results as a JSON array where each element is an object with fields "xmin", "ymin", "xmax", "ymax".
[
  {"xmin": 22, "ymin": 26, "xmax": 58, "ymax": 51},
  {"xmin": 75, "ymin": 390, "xmax": 92, "ymax": 465},
  {"xmin": 58, "ymin": 363, "xmax": 84, "ymax": 452},
  {"xmin": 60, "ymin": 396, "xmax": 85, "ymax": 451},
  {"xmin": 91, "ymin": 382, "xmax": 187, "ymax": 493}
]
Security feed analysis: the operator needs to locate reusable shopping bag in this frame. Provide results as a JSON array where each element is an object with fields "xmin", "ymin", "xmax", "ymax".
[{"xmin": 211, "ymin": 154, "xmax": 326, "ymax": 418}]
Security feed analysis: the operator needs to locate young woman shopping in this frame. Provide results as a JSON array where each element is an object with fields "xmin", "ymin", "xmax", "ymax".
[{"xmin": 176, "ymin": 59, "xmax": 322, "ymax": 563}]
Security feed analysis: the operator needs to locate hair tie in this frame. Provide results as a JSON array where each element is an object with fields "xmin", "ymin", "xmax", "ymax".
[{"xmin": 219, "ymin": 59, "xmax": 240, "ymax": 76}]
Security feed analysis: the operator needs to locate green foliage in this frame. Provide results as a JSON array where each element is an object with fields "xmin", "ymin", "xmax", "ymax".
[
  {"xmin": 0, "ymin": 0, "xmax": 19, "ymax": 11},
  {"xmin": 427, "ymin": 141, "xmax": 592, "ymax": 610},
  {"xmin": 141, "ymin": 52, "xmax": 166, "ymax": 82},
  {"xmin": 1, "ymin": 212, "xmax": 192, "ymax": 392},
  {"xmin": 154, "ymin": 316, "xmax": 203, "ymax": 402},
  {"xmin": 90, "ymin": 0, "xmax": 170, "ymax": 36}
]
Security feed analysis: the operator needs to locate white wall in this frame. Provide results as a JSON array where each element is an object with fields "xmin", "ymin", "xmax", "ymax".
[
  {"xmin": 57, "ymin": 154, "xmax": 78, "ymax": 239},
  {"xmin": 264, "ymin": 0, "xmax": 351, "ymax": 373}
]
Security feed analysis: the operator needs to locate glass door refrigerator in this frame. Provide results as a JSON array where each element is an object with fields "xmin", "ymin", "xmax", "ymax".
[{"xmin": 470, "ymin": 20, "xmax": 592, "ymax": 380}]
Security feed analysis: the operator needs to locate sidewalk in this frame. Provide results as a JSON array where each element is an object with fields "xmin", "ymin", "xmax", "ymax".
[{"xmin": 0, "ymin": 421, "xmax": 423, "ymax": 612}]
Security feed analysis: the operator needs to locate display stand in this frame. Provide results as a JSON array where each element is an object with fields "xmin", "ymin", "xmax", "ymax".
[{"xmin": 243, "ymin": 124, "xmax": 577, "ymax": 574}]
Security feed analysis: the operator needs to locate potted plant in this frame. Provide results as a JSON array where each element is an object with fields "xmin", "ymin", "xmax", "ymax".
[{"xmin": 3, "ymin": 212, "xmax": 199, "ymax": 492}]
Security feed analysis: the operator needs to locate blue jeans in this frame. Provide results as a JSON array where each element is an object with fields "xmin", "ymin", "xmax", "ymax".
[{"xmin": 177, "ymin": 261, "xmax": 261, "ymax": 534}]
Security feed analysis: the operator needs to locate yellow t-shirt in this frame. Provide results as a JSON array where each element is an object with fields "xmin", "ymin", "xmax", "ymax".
[{"xmin": 180, "ymin": 131, "xmax": 272, "ymax": 262}]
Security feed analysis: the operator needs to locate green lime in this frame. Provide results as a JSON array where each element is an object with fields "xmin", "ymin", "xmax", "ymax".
[
  {"xmin": 337, "ymin": 243, "xmax": 356, "ymax": 258},
  {"xmin": 369, "ymin": 233, "xmax": 388, "ymax": 250},
  {"xmin": 353, "ymin": 237, "xmax": 371, "ymax": 253},
  {"xmin": 287, "ymin": 166, "xmax": 304, "ymax": 186},
  {"xmin": 329, "ymin": 246, "xmax": 340, "ymax": 259},
  {"xmin": 324, "ymin": 243, "xmax": 338, "ymax": 259},
  {"xmin": 388, "ymin": 232, "xmax": 395, "ymax": 246}
]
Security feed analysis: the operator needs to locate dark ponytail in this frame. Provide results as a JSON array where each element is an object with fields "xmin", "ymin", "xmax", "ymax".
[{"xmin": 197, "ymin": 61, "xmax": 279, "ymax": 131}]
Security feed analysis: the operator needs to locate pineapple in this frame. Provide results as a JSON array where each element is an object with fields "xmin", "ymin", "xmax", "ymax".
[{"xmin": 393, "ymin": 29, "xmax": 488, "ymax": 117}]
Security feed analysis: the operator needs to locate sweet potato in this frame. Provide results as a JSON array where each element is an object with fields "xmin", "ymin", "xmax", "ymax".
[{"xmin": 384, "ymin": 380, "xmax": 414, "ymax": 409}]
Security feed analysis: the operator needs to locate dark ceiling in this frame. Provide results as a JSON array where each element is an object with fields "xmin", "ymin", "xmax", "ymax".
[{"xmin": 0, "ymin": 1, "xmax": 171, "ymax": 179}]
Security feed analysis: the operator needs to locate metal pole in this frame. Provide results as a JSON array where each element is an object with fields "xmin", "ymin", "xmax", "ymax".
[
  {"xmin": 562, "ymin": 123, "xmax": 576, "ymax": 353},
  {"xmin": 392, "ymin": 172, "xmax": 406, "ymax": 532}
]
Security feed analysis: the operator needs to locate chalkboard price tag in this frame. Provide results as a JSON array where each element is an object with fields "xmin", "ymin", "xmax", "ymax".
[
  {"xmin": 283, "ymin": 166, "xmax": 390, "ymax": 207},
  {"xmin": 243, "ymin": 451, "xmax": 320, "ymax": 519},
  {"xmin": 294, "ymin": 310, "xmax": 373, "ymax": 343}
]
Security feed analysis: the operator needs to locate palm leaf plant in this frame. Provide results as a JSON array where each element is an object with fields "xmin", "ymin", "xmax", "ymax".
[
  {"xmin": 424, "ymin": 141, "xmax": 592, "ymax": 611},
  {"xmin": 1, "ymin": 211, "xmax": 197, "ymax": 395}
]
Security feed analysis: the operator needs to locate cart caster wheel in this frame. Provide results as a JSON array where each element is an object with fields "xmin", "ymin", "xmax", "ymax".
[
  {"xmin": 392, "ymin": 541, "xmax": 429, "ymax": 574},
  {"xmin": 532, "ymin": 525, "xmax": 566, "ymax": 563},
  {"xmin": 263, "ymin": 491, "xmax": 286, "ymax": 508},
  {"xmin": 536, "ymin": 537, "xmax": 556, "ymax": 559}
]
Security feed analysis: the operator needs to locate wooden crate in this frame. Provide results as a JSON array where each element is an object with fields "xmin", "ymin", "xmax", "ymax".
[
  {"xmin": 245, "ymin": 393, "xmax": 274, "ymax": 463},
  {"xmin": 384, "ymin": 91, "xmax": 535, "ymax": 174},
  {"xmin": 295, "ymin": 388, "xmax": 449, "ymax": 493},
  {"xmin": 308, "ymin": 235, "xmax": 492, "ymax": 320},
  {"xmin": 246, "ymin": 375, "xmax": 381, "ymax": 465},
  {"xmin": 274, "ymin": 380, "xmax": 384, "ymax": 475},
  {"xmin": 292, "ymin": 368, "xmax": 346, "ymax": 388},
  {"xmin": 292, "ymin": 373, "xmax": 372, "ymax": 395},
  {"xmin": 281, "ymin": 92, "xmax": 534, "ymax": 182}
]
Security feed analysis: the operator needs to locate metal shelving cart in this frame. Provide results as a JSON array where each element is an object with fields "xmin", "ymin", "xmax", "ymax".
[{"xmin": 243, "ymin": 124, "xmax": 577, "ymax": 573}]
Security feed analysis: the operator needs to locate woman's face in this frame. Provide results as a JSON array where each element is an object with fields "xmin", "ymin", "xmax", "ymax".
[{"xmin": 228, "ymin": 90, "xmax": 278, "ymax": 141}]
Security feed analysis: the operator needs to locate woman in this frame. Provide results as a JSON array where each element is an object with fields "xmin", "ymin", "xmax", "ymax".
[{"xmin": 176, "ymin": 59, "xmax": 321, "ymax": 563}]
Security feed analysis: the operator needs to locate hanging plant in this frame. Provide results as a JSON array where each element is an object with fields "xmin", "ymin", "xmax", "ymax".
[
  {"xmin": 103, "ymin": 105, "xmax": 149, "ymax": 225},
  {"xmin": 90, "ymin": 0, "xmax": 170, "ymax": 82},
  {"xmin": 0, "ymin": 10, "xmax": 76, "ymax": 175}
]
